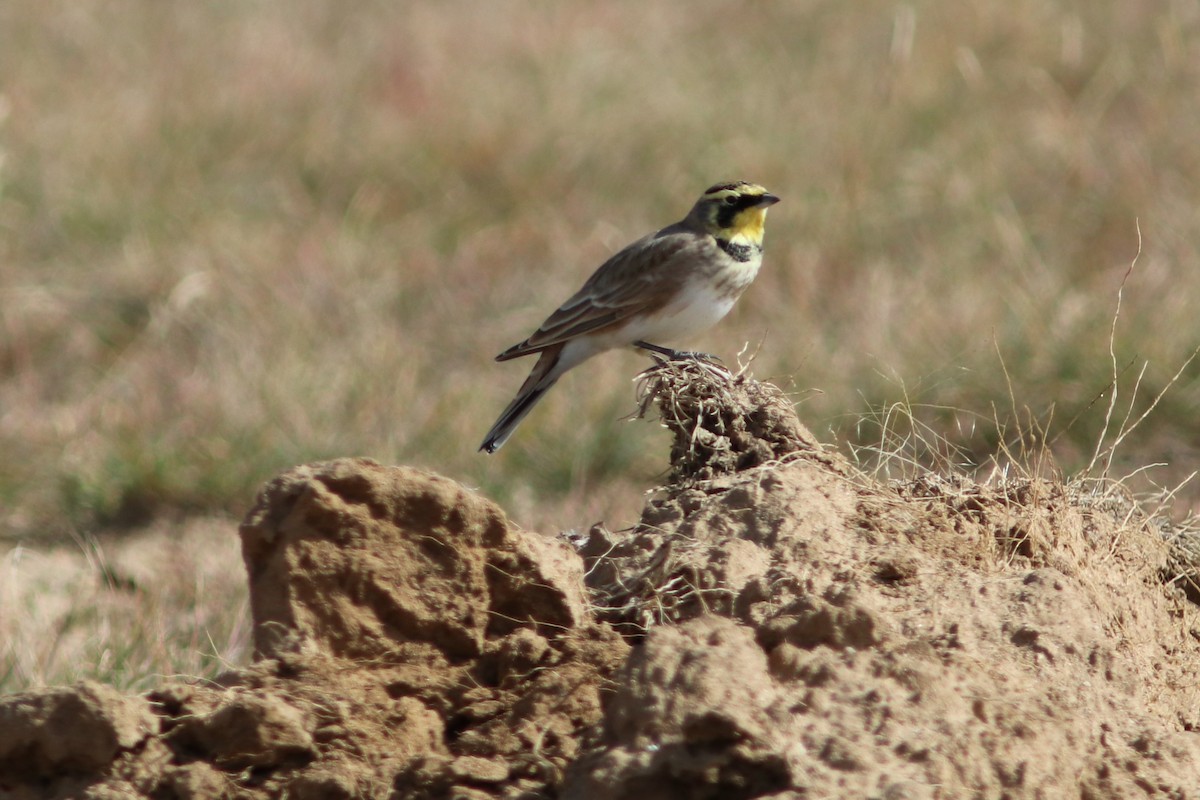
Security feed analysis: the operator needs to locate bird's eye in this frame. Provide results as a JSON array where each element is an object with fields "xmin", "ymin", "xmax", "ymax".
[{"xmin": 723, "ymin": 196, "xmax": 738, "ymax": 206}]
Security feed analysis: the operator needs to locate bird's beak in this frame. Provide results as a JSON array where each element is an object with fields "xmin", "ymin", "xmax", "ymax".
[{"xmin": 755, "ymin": 193, "xmax": 781, "ymax": 207}]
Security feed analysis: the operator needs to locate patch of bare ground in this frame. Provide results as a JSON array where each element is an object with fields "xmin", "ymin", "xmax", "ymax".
[{"xmin": 3, "ymin": 360, "xmax": 1199, "ymax": 798}]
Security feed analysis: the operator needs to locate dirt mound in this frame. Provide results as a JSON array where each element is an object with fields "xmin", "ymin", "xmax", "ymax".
[
  {"xmin": 1, "ymin": 461, "xmax": 626, "ymax": 799},
  {"xmin": 576, "ymin": 466, "xmax": 1200, "ymax": 797},
  {"xmin": 3, "ymin": 363, "xmax": 1200, "ymax": 798}
]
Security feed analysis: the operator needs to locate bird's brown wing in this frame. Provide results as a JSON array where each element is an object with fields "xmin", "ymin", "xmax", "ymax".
[{"xmin": 495, "ymin": 228, "xmax": 702, "ymax": 361}]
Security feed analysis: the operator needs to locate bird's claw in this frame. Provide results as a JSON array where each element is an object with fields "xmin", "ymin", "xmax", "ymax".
[
  {"xmin": 634, "ymin": 341, "xmax": 723, "ymax": 364},
  {"xmin": 669, "ymin": 349, "xmax": 723, "ymax": 363}
]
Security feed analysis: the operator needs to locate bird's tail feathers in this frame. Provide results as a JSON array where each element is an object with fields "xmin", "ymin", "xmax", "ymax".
[{"xmin": 479, "ymin": 349, "xmax": 564, "ymax": 453}]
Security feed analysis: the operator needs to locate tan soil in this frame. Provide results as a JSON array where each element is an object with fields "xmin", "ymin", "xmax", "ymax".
[{"xmin": 2, "ymin": 362, "xmax": 1199, "ymax": 799}]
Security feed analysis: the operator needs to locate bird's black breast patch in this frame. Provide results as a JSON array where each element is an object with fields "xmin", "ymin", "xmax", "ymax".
[{"xmin": 717, "ymin": 239, "xmax": 757, "ymax": 263}]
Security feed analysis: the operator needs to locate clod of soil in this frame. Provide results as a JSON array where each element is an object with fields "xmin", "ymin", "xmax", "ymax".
[
  {"xmin": 3, "ymin": 361, "xmax": 1200, "ymax": 799},
  {"xmin": 0, "ymin": 682, "xmax": 155, "ymax": 778},
  {"xmin": 635, "ymin": 357, "xmax": 829, "ymax": 482}
]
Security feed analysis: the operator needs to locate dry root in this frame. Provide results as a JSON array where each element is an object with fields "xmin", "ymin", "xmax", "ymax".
[{"xmin": 634, "ymin": 356, "xmax": 822, "ymax": 483}]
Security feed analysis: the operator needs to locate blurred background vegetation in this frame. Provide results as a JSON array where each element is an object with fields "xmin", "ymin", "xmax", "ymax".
[{"xmin": 2, "ymin": 0, "xmax": 1199, "ymax": 544}]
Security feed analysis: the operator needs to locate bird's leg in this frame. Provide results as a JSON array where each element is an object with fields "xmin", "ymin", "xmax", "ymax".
[{"xmin": 634, "ymin": 340, "xmax": 723, "ymax": 363}]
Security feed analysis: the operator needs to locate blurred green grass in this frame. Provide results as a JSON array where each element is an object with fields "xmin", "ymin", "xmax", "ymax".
[
  {"xmin": 1, "ymin": 518, "xmax": 249, "ymax": 693},
  {"xmin": 3, "ymin": 1, "xmax": 1200, "ymax": 540}
]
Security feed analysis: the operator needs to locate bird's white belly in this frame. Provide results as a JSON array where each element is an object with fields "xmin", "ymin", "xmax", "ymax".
[
  {"xmin": 555, "ymin": 268, "xmax": 757, "ymax": 372},
  {"xmin": 581, "ymin": 281, "xmax": 739, "ymax": 355},
  {"xmin": 636, "ymin": 281, "xmax": 739, "ymax": 343}
]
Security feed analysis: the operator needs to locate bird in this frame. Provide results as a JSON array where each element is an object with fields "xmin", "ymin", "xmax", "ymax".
[{"xmin": 479, "ymin": 180, "xmax": 780, "ymax": 453}]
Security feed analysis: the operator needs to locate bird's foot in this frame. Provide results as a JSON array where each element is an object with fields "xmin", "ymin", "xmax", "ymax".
[{"xmin": 634, "ymin": 340, "xmax": 724, "ymax": 364}]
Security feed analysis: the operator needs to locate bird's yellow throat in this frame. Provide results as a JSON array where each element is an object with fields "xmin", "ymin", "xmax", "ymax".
[{"xmin": 730, "ymin": 207, "xmax": 768, "ymax": 243}]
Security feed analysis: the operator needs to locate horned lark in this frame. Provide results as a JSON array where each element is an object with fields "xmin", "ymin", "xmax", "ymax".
[{"xmin": 480, "ymin": 181, "xmax": 780, "ymax": 453}]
